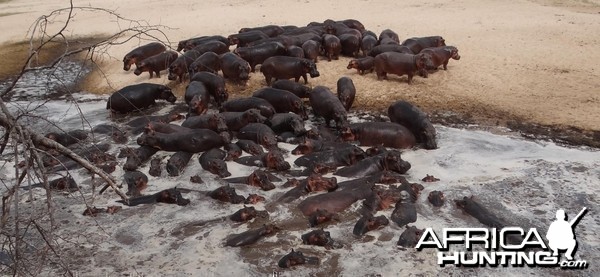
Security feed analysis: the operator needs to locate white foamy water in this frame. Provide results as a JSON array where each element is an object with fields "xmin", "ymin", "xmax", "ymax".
[{"xmin": 1, "ymin": 82, "xmax": 598, "ymax": 276}]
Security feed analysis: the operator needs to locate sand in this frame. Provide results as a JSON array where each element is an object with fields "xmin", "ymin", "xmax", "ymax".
[{"xmin": 1, "ymin": 0, "xmax": 599, "ymax": 137}]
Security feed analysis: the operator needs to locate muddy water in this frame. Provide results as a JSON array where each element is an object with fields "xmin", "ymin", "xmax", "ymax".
[{"xmin": 0, "ymin": 65, "xmax": 598, "ymax": 277}]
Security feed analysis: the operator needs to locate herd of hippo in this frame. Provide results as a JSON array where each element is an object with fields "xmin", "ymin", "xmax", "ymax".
[{"xmin": 32, "ymin": 19, "xmax": 511, "ymax": 271}]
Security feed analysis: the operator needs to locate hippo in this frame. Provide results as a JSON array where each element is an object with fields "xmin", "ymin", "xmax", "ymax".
[
  {"xmin": 45, "ymin": 130, "xmax": 88, "ymax": 147},
  {"xmin": 225, "ymin": 169, "xmax": 280, "ymax": 191},
  {"xmin": 301, "ymin": 229, "xmax": 341, "ymax": 249},
  {"xmin": 137, "ymin": 129, "xmax": 225, "ymax": 153},
  {"xmin": 188, "ymin": 52, "xmax": 221, "ymax": 76},
  {"xmin": 239, "ymin": 25, "xmax": 285, "ymax": 37},
  {"xmin": 82, "ymin": 206, "xmax": 121, "ymax": 217},
  {"xmin": 368, "ymin": 44, "xmax": 413, "ymax": 57},
  {"xmin": 401, "ymin": 36, "xmax": 446, "ymax": 54},
  {"xmin": 190, "ymin": 72, "xmax": 228, "ymax": 106},
  {"xmin": 236, "ymin": 139, "xmax": 264, "ymax": 156},
  {"xmin": 199, "ymin": 148, "xmax": 230, "ymax": 178},
  {"xmin": 391, "ymin": 191, "xmax": 417, "ymax": 227},
  {"xmin": 220, "ymin": 109, "xmax": 267, "ymax": 131},
  {"xmin": 260, "ymin": 56, "xmax": 320, "ymax": 85},
  {"xmin": 294, "ymin": 145, "xmax": 366, "ymax": 169},
  {"xmin": 91, "ymin": 124, "xmax": 128, "ymax": 144},
  {"xmin": 347, "ymin": 57, "xmax": 375, "ymax": 75},
  {"xmin": 127, "ymin": 112, "xmax": 185, "ymax": 135},
  {"xmin": 233, "ymin": 42, "xmax": 288, "ymax": 72},
  {"xmin": 298, "ymin": 185, "xmax": 373, "ymax": 216},
  {"xmin": 122, "ymin": 42, "xmax": 166, "ymax": 71},
  {"xmin": 278, "ymin": 249, "xmax": 319, "ymax": 268},
  {"xmin": 225, "ymin": 224, "xmax": 280, "ymax": 247},
  {"xmin": 189, "ymin": 41, "xmax": 230, "ymax": 56},
  {"xmin": 339, "ymin": 33, "xmax": 361, "ymax": 57},
  {"xmin": 106, "ymin": 83, "xmax": 176, "ymax": 114},
  {"xmin": 335, "ymin": 150, "xmax": 411, "ymax": 178},
  {"xmin": 321, "ymin": 34, "xmax": 341, "ymax": 61},
  {"xmin": 428, "ymin": 191, "xmax": 445, "ymax": 207},
  {"xmin": 379, "ymin": 29, "xmax": 400, "ymax": 44},
  {"xmin": 245, "ymin": 194, "xmax": 266, "ymax": 204},
  {"xmin": 177, "ymin": 35, "xmax": 230, "ymax": 52},
  {"xmin": 221, "ymin": 97, "xmax": 276, "ymax": 119},
  {"xmin": 278, "ymin": 174, "xmax": 338, "ymax": 202},
  {"xmin": 208, "ymin": 185, "xmax": 245, "ymax": 204},
  {"xmin": 308, "ymin": 209, "xmax": 339, "ymax": 227},
  {"xmin": 266, "ymin": 113, "xmax": 305, "ymax": 135},
  {"xmin": 422, "ymin": 174, "xmax": 440, "ymax": 182},
  {"xmin": 252, "ymin": 87, "xmax": 307, "ymax": 119},
  {"xmin": 185, "ymin": 83, "xmax": 210, "ymax": 117},
  {"xmin": 21, "ymin": 176, "xmax": 78, "ymax": 192},
  {"xmin": 374, "ymin": 52, "xmax": 429, "ymax": 84},
  {"xmin": 287, "ymin": 45, "xmax": 305, "ymax": 58},
  {"xmin": 361, "ymin": 34, "xmax": 378, "ymax": 57},
  {"xmin": 190, "ymin": 175, "xmax": 204, "ymax": 184},
  {"xmin": 167, "ymin": 49, "xmax": 203, "ymax": 82},
  {"xmin": 237, "ymin": 123, "xmax": 278, "ymax": 149},
  {"xmin": 119, "ymin": 188, "xmax": 190, "ymax": 206},
  {"xmin": 224, "ymin": 143, "xmax": 243, "ymax": 161},
  {"xmin": 234, "ymin": 150, "xmax": 290, "ymax": 171},
  {"xmin": 124, "ymin": 170, "xmax": 148, "ymax": 197},
  {"xmin": 181, "ymin": 113, "xmax": 228, "ymax": 133},
  {"xmin": 133, "ymin": 50, "xmax": 178, "ymax": 78},
  {"xmin": 148, "ymin": 158, "xmax": 162, "ymax": 177},
  {"xmin": 123, "ymin": 146, "xmax": 159, "ymax": 171},
  {"xmin": 353, "ymin": 214, "xmax": 390, "ymax": 236},
  {"xmin": 291, "ymin": 138, "xmax": 353, "ymax": 155},
  {"xmin": 230, "ymin": 206, "xmax": 258, "ymax": 222},
  {"xmin": 455, "ymin": 196, "xmax": 507, "ymax": 229},
  {"xmin": 337, "ymin": 77, "xmax": 355, "ymax": 111},
  {"xmin": 220, "ymin": 52, "xmax": 251, "ymax": 85},
  {"xmin": 341, "ymin": 122, "xmax": 416, "ymax": 149},
  {"xmin": 301, "ymin": 40, "xmax": 321, "ymax": 63},
  {"xmin": 309, "ymin": 86, "xmax": 348, "ymax": 128},
  {"xmin": 388, "ymin": 100, "xmax": 437, "ymax": 149},
  {"xmin": 419, "ymin": 46, "xmax": 460, "ymax": 70},
  {"xmin": 284, "ymin": 33, "xmax": 322, "ymax": 47},
  {"xmin": 228, "ymin": 30, "xmax": 269, "ymax": 47},
  {"xmin": 166, "ymin": 151, "xmax": 194, "ymax": 177},
  {"xmin": 397, "ymin": 226, "xmax": 425, "ymax": 248},
  {"xmin": 271, "ymin": 79, "xmax": 311, "ymax": 99}
]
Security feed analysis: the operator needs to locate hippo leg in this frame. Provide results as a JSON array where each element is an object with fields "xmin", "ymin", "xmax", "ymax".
[
  {"xmin": 155, "ymin": 71, "xmax": 161, "ymax": 78},
  {"xmin": 149, "ymin": 71, "xmax": 154, "ymax": 79},
  {"xmin": 443, "ymin": 62, "xmax": 448, "ymax": 70},
  {"xmin": 407, "ymin": 73, "xmax": 414, "ymax": 84},
  {"xmin": 302, "ymin": 74, "xmax": 308, "ymax": 84}
]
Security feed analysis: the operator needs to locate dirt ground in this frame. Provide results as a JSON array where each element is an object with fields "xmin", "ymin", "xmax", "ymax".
[{"xmin": 1, "ymin": 0, "xmax": 599, "ymax": 146}]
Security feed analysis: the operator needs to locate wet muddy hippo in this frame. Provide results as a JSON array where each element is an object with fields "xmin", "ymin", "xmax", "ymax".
[
  {"xmin": 391, "ymin": 191, "xmax": 417, "ymax": 227},
  {"xmin": 322, "ymin": 34, "xmax": 341, "ymax": 61},
  {"xmin": 455, "ymin": 196, "xmax": 507, "ymax": 229},
  {"xmin": 308, "ymin": 209, "xmax": 339, "ymax": 227},
  {"xmin": 235, "ymin": 150, "xmax": 290, "ymax": 171},
  {"xmin": 123, "ymin": 146, "xmax": 159, "ymax": 171},
  {"xmin": 224, "ymin": 143, "xmax": 243, "ymax": 161},
  {"xmin": 185, "ymin": 81, "xmax": 210, "ymax": 116},
  {"xmin": 237, "ymin": 123, "xmax": 278, "ymax": 149},
  {"xmin": 199, "ymin": 148, "xmax": 230, "ymax": 178},
  {"xmin": 166, "ymin": 151, "xmax": 194, "ymax": 177},
  {"xmin": 253, "ymin": 88, "xmax": 307, "ymax": 119},
  {"xmin": 291, "ymin": 138, "xmax": 353, "ymax": 155},
  {"xmin": 228, "ymin": 30, "xmax": 269, "ymax": 47},
  {"xmin": 245, "ymin": 194, "xmax": 266, "ymax": 204},
  {"xmin": 167, "ymin": 49, "xmax": 203, "ymax": 82},
  {"xmin": 225, "ymin": 224, "xmax": 280, "ymax": 247},
  {"xmin": 123, "ymin": 42, "xmax": 166, "ymax": 71},
  {"xmin": 225, "ymin": 169, "xmax": 280, "ymax": 191},
  {"xmin": 239, "ymin": 25, "xmax": 285, "ymax": 37},
  {"xmin": 230, "ymin": 206, "xmax": 259, "ymax": 222},
  {"xmin": 209, "ymin": 185, "xmax": 245, "ymax": 204},
  {"xmin": 119, "ymin": 188, "xmax": 190, "ymax": 206},
  {"xmin": 347, "ymin": 57, "xmax": 375, "ymax": 75},
  {"xmin": 221, "ymin": 97, "xmax": 276, "ymax": 119},
  {"xmin": 271, "ymin": 79, "xmax": 311, "ymax": 99},
  {"xmin": 353, "ymin": 214, "xmax": 390, "ymax": 236},
  {"xmin": 221, "ymin": 109, "xmax": 267, "ymax": 132},
  {"xmin": 134, "ymin": 50, "xmax": 178, "ymax": 78},
  {"xmin": 190, "ymin": 72, "xmax": 228, "ymax": 106},
  {"xmin": 301, "ymin": 229, "xmax": 341, "ymax": 249},
  {"xmin": 397, "ymin": 226, "xmax": 425, "ymax": 248},
  {"xmin": 301, "ymin": 40, "xmax": 321, "ymax": 63},
  {"xmin": 45, "ymin": 130, "xmax": 88, "ymax": 147},
  {"xmin": 335, "ymin": 150, "xmax": 411, "ymax": 178},
  {"xmin": 233, "ymin": 41, "xmax": 288, "ymax": 72},
  {"xmin": 419, "ymin": 46, "xmax": 460, "ymax": 70},
  {"xmin": 145, "ymin": 122, "xmax": 190, "ymax": 135},
  {"xmin": 374, "ymin": 52, "xmax": 429, "ymax": 84},
  {"xmin": 127, "ymin": 112, "xmax": 185, "ymax": 135},
  {"xmin": 220, "ymin": 52, "xmax": 251, "ymax": 85},
  {"xmin": 388, "ymin": 100, "xmax": 437, "ymax": 149},
  {"xmin": 260, "ymin": 56, "xmax": 320, "ymax": 85},
  {"xmin": 106, "ymin": 83, "xmax": 176, "ymax": 113},
  {"xmin": 294, "ymin": 145, "xmax": 366, "ymax": 169},
  {"xmin": 267, "ymin": 113, "xmax": 305, "ymax": 135},
  {"xmin": 188, "ymin": 51, "xmax": 221, "ymax": 76},
  {"xmin": 401, "ymin": 36, "xmax": 446, "ymax": 54},
  {"xmin": 278, "ymin": 249, "xmax": 319, "ymax": 268},
  {"xmin": 181, "ymin": 113, "xmax": 228, "ymax": 133},
  {"xmin": 298, "ymin": 187, "xmax": 372, "ymax": 216},
  {"xmin": 137, "ymin": 129, "xmax": 225, "ymax": 153},
  {"xmin": 341, "ymin": 122, "xmax": 416, "ymax": 149},
  {"xmin": 124, "ymin": 170, "xmax": 148, "ymax": 197},
  {"xmin": 428, "ymin": 191, "xmax": 445, "ymax": 207},
  {"xmin": 309, "ymin": 86, "xmax": 348, "ymax": 128},
  {"xmin": 235, "ymin": 139, "xmax": 264, "ymax": 156},
  {"xmin": 92, "ymin": 124, "xmax": 128, "ymax": 144},
  {"xmin": 337, "ymin": 77, "xmax": 355, "ymax": 111},
  {"xmin": 149, "ymin": 157, "xmax": 162, "ymax": 177},
  {"xmin": 278, "ymin": 174, "xmax": 338, "ymax": 202}
]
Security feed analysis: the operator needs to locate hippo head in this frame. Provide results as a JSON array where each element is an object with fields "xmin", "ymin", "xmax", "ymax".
[
  {"xmin": 420, "ymin": 123, "xmax": 438, "ymax": 149},
  {"xmin": 301, "ymin": 229, "xmax": 333, "ymax": 247},
  {"xmin": 136, "ymin": 134, "xmax": 159, "ymax": 148},
  {"xmin": 167, "ymin": 112, "xmax": 185, "ymax": 122},
  {"xmin": 292, "ymin": 101, "xmax": 309, "ymax": 121},
  {"xmin": 227, "ymin": 35, "xmax": 240, "ymax": 45},
  {"xmin": 157, "ymin": 188, "xmax": 190, "ymax": 206},
  {"xmin": 209, "ymin": 185, "xmax": 245, "ymax": 204},
  {"xmin": 243, "ymin": 109, "xmax": 267, "ymax": 123},
  {"xmin": 264, "ymin": 151, "xmax": 290, "ymax": 171},
  {"xmin": 436, "ymin": 36, "xmax": 446, "ymax": 47},
  {"xmin": 189, "ymin": 95, "xmax": 208, "ymax": 116},
  {"xmin": 238, "ymin": 62, "xmax": 251, "ymax": 81},
  {"xmin": 133, "ymin": 62, "xmax": 145, "ymax": 76},
  {"xmin": 448, "ymin": 46, "xmax": 461, "ymax": 60},
  {"xmin": 123, "ymin": 56, "xmax": 134, "ymax": 71},
  {"xmin": 306, "ymin": 174, "xmax": 338, "ymax": 192},
  {"xmin": 167, "ymin": 65, "xmax": 178, "ymax": 80},
  {"xmin": 398, "ymin": 226, "xmax": 425, "ymax": 247},
  {"xmin": 262, "ymin": 224, "xmax": 281, "ymax": 236},
  {"xmin": 309, "ymin": 209, "xmax": 338, "ymax": 227},
  {"xmin": 383, "ymin": 151, "xmax": 411, "ymax": 174},
  {"xmin": 428, "ymin": 191, "xmax": 445, "ymax": 207},
  {"xmin": 261, "ymin": 134, "xmax": 278, "ymax": 149},
  {"xmin": 347, "ymin": 60, "xmax": 358, "ymax": 70},
  {"xmin": 334, "ymin": 112, "xmax": 349, "ymax": 129},
  {"xmin": 231, "ymin": 206, "xmax": 257, "ymax": 222},
  {"xmin": 278, "ymin": 249, "xmax": 317, "ymax": 268},
  {"xmin": 339, "ymin": 127, "xmax": 355, "ymax": 142},
  {"xmin": 248, "ymin": 170, "xmax": 276, "ymax": 191},
  {"xmin": 310, "ymin": 162, "xmax": 337, "ymax": 175},
  {"xmin": 209, "ymin": 114, "xmax": 228, "ymax": 133},
  {"xmin": 342, "ymin": 146, "xmax": 366, "ymax": 165},
  {"xmin": 291, "ymin": 138, "xmax": 314, "ymax": 155},
  {"xmin": 367, "ymin": 215, "xmax": 390, "ymax": 231},
  {"xmin": 208, "ymin": 159, "xmax": 231, "ymax": 178},
  {"xmin": 366, "ymin": 145, "xmax": 387, "ymax": 156},
  {"xmin": 244, "ymin": 194, "xmax": 266, "ymax": 204},
  {"xmin": 176, "ymin": 40, "xmax": 187, "ymax": 52},
  {"xmin": 302, "ymin": 59, "xmax": 320, "ymax": 78}
]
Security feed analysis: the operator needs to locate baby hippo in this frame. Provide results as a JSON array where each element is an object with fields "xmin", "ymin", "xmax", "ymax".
[{"xmin": 134, "ymin": 51, "xmax": 178, "ymax": 78}]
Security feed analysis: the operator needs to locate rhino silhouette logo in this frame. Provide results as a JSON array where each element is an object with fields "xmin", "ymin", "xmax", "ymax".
[{"xmin": 545, "ymin": 208, "xmax": 587, "ymax": 260}]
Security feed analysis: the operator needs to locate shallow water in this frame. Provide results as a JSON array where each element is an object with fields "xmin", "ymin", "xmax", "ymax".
[{"xmin": 1, "ymin": 66, "xmax": 598, "ymax": 276}]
